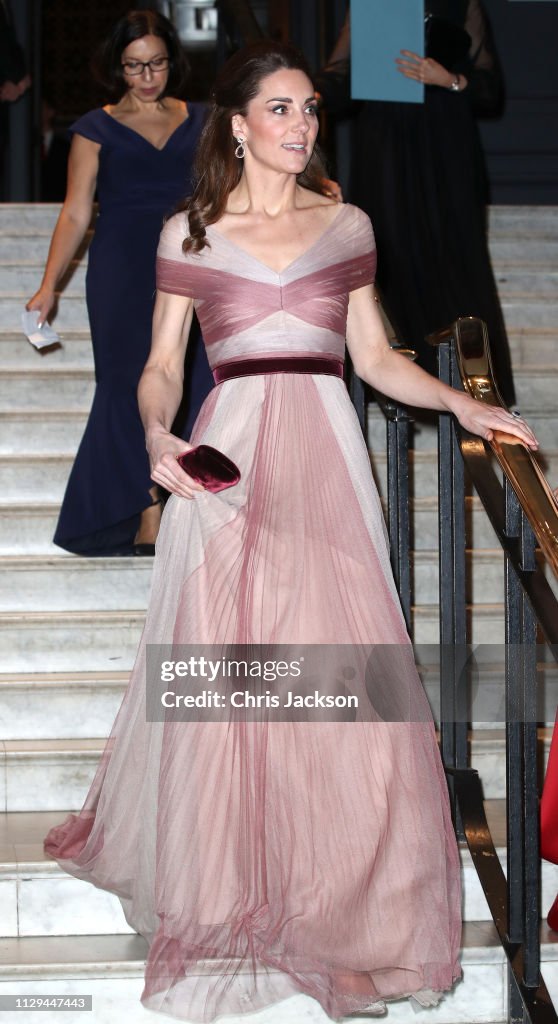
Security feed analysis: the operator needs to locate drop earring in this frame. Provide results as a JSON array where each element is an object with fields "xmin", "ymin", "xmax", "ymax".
[{"xmin": 234, "ymin": 136, "xmax": 246, "ymax": 159}]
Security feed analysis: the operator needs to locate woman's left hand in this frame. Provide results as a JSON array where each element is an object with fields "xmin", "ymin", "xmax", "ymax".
[
  {"xmin": 396, "ymin": 51, "xmax": 458, "ymax": 89},
  {"xmin": 450, "ymin": 392, "xmax": 539, "ymax": 449}
]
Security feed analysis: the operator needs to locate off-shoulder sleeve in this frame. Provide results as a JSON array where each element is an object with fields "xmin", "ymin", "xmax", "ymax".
[
  {"xmin": 68, "ymin": 110, "xmax": 107, "ymax": 145},
  {"xmin": 342, "ymin": 205, "xmax": 377, "ymax": 291},
  {"xmin": 156, "ymin": 212, "xmax": 198, "ymax": 298}
]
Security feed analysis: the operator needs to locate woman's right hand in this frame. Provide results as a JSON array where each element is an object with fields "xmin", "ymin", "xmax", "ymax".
[
  {"xmin": 26, "ymin": 286, "xmax": 56, "ymax": 327},
  {"xmin": 147, "ymin": 430, "xmax": 206, "ymax": 500}
]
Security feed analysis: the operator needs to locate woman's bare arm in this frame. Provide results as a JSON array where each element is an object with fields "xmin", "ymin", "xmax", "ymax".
[
  {"xmin": 346, "ymin": 284, "xmax": 538, "ymax": 449},
  {"xmin": 26, "ymin": 134, "xmax": 99, "ymax": 324},
  {"xmin": 138, "ymin": 288, "xmax": 204, "ymax": 499}
]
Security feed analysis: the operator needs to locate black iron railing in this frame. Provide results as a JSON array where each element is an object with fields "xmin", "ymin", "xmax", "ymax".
[{"xmin": 367, "ymin": 317, "xmax": 558, "ymax": 1024}]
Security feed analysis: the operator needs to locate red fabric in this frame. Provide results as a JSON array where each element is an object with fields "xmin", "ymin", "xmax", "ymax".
[
  {"xmin": 548, "ymin": 895, "xmax": 558, "ymax": 932},
  {"xmin": 541, "ymin": 711, "xmax": 558, "ymax": 864}
]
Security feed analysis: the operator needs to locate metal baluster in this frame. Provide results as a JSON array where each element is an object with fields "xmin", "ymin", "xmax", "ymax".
[
  {"xmin": 437, "ymin": 335, "xmax": 468, "ymax": 833},
  {"xmin": 386, "ymin": 403, "xmax": 412, "ymax": 633},
  {"xmin": 449, "ymin": 337, "xmax": 469, "ymax": 774},
  {"xmin": 505, "ymin": 481, "xmax": 526, "ymax": 1023},
  {"xmin": 520, "ymin": 510, "xmax": 539, "ymax": 992},
  {"xmin": 505, "ymin": 481, "xmax": 539, "ymax": 1021}
]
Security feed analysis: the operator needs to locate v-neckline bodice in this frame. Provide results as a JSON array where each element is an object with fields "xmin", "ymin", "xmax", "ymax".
[
  {"xmin": 206, "ymin": 203, "xmax": 348, "ymax": 278},
  {"xmin": 101, "ymin": 107, "xmax": 190, "ymax": 152}
]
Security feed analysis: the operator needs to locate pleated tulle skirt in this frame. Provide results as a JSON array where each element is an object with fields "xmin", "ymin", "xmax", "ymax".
[{"xmin": 45, "ymin": 372, "xmax": 462, "ymax": 1021}]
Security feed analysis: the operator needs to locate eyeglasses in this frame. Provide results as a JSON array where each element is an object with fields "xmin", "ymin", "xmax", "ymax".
[{"xmin": 121, "ymin": 57, "xmax": 170, "ymax": 76}]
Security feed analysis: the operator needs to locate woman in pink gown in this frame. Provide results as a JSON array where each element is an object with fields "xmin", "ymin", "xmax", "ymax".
[{"xmin": 44, "ymin": 41, "xmax": 539, "ymax": 1022}]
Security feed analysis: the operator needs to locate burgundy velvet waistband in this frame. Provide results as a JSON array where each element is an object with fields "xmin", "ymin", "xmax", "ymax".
[{"xmin": 213, "ymin": 356, "xmax": 344, "ymax": 384}]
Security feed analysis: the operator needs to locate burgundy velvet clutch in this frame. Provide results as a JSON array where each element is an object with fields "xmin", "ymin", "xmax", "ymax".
[{"xmin": 176, "ymin": 445, "xmax": 241, "ymax": 493}]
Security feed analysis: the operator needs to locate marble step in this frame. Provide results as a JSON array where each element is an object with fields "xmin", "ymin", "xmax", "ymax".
[
  {"xmin": 0, "ymin": 610, "xmax": 144, "ymax": 674},
  {"xmin": 1, "ymin": 925, "xmax": 557, "ymax": 1024},
  {"xmin": 0, "ymin": 401, "xmax": 548, "ymax": 462},
  {"xmin": 0, "ymin": 297, "xmax": 91, "ymax": 332},
  {"xmin": 0, "ymin": 264, "xmax": 87, "ymax": 294},
  {"xmin": 489, "ymin": 237, "xmax": 558, "ymax": 264},
  {"xmin": 1, "ymin": 660, "xmax": 556, "ymax": 741},
  {"xmin": 1, "ymin": 361, "xmax": 555, "ymax": 410},
  {"xmin": 0, "ymin": 563, "xmax": 537, "ymax": 665},
  {"xmin": 408, "ymin": 497, "xmax": 509, "ymax": 550},
  {"xmin": 417, "ymin": 657, "xmax": 558, "ymax": 729},
  {"xmin": 1, "ymin": 729, "xmax": 552, "ymax": 812},
  {"xmin": 0, "ymin": 802, "xmax": 556, "ymax": 941},
  {"xmin": 0, "ymin": 811, "xmax": 134, "ymax": 937},
  {"xmin": 4, "ymin": 491, "xmax": 539, "ymax": 555},
  {"xmin": 3, "ymin": 293, "xmax": 558, "ymax": 333},
  {"xmin": 3, "ymin": 547, "xmax": 555, "ymax": 612},
  {"xmin": 0, "ymin": 602, "xmax": 523, "ymax": 674},
  {"xmin": 0, "ymin": 603, "xmax": 513, "ymax": 677},
  {"xmin": 493, "ymin": 266, "xmax": 558, "ymax": 297},
  {"xmin": 0, "ymin": 200, "xmax": 554, "ymax": 229},
  {"xmin": 0, "ymin": 739, "xmax": 107, "ymax": 812},
  {"xmin": 0, "ymin": 369, "xmax": 94, "ymax": 410},
  {"xmin": 0, "ymin": 496, "xmax": 495, "ymax": 555},
  {"xmin": 506, "ymin": 328, "xmax": 558, "ymax": 368},
  {"xmin": 2, "ymin": 246, "xmax": 555, "ymax": 314},
  {"xmin": 487, "ymin": 204, "xmax": 558, "ymax": 236},
  {"xmin": 0, "ymin": 234, "xmax": 91, "ymax": 264},
  {"xmin": 0, "ymin": 556, "xmax": 153, "ymax": 612},
  {"xmin": 0, "ymin": 200, "xmax": 94, "ymax": 233},
  {"xmin": 2, "ymin": 200, "xmax": 556, "ymax": 232},
  {"xmin": 0, "ymin": 330, "xmax": 555, "ymax": 395},
  {"xmin": 0, "ymin": 204, "xmax": 66, "ymax": 230},
  {"xmin": 500, "ymin": 297, "xmax": 558, "ymax": 331},
  {"xmin": 2, "ymin": 261, "xmax": 557, "ymax": 299},
  {"xmin": 3, "ymin": 234, "xmax": 556, "ymax": 273},
  {"xmin": 0, "ymin": 390, "xmax": 554, "ymax": 464},
  {"xmin": 413, "ymin": 548, "xmax": 557, "ymax": 605},
  {"xmin": 0, "ymin": 455, "xmax": 79, "ymax": 501},
  {"xmin": 0, "ymin": 502, "xmax": 64, "ymax": 555},
  {"xmin": 3, "ymin": 444, "xmax": 557, "ymax": 506},
  {"xmin": 413, "ymin": 604, "xmax": 506, "ymax": 646},
  {"xmin": 0, "ymin": 494, "xmax": 509, "ymax": 555},
  {"xmin": 0, "ymin": 412, "xmax": 88, "ymax": 454},
  {"xmin": 0, "ymin": 672, "xmax": 127, "ymax": 740},
  {"xmin": 0, "ymin": 325, "xmax": 554, "ymax": 375},
  {"xmin": 0, "ymin": 330, "xmax": 92, "ymax": 367}
]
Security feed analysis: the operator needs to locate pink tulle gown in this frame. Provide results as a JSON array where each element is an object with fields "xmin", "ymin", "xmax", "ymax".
[{"xmin": 45, "ymin": 204, "xmax": 462, "ymax": 1021}]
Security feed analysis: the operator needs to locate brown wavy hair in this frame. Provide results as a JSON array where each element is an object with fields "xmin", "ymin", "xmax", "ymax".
[{"xmin": 182, "ymin": 41, "xmax": 329, "ymax": 254}]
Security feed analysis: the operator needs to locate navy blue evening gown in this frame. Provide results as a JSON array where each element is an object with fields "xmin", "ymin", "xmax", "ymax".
[{"xmin": 53, "ymin": 104, "xmax": 213, "ymax": 556}]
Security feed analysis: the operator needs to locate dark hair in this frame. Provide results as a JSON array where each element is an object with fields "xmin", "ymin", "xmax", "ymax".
[
  {"xmin": 92, "ymin": 9, "xmax": 190, "ymax": 101},
  {"xmin": 182, "ymin": 40, "xmax": 329, "ymax": 253}
]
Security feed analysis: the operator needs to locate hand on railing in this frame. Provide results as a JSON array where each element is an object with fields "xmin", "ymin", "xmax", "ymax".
[{"xmin": 447, "ymin": 391, "xmax": 539, "ymax": 450}]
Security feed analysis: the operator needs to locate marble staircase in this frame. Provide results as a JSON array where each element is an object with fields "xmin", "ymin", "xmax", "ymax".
[{"xmin": 0, "ymin": 203, "xmax": 557, "ymax": 1023}]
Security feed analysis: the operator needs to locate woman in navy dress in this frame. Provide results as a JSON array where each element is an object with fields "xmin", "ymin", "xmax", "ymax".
[{"xmin": 27, "ymin": 9, "xmax": 213, "ymax": 555}]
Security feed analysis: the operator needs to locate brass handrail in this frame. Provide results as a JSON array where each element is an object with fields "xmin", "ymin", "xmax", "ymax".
[{"xmin": 430, "ymin": 316, "xmax": 558, "ymax": 581}]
